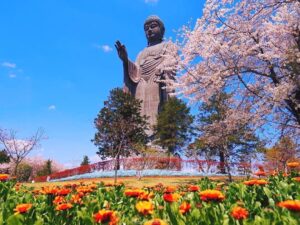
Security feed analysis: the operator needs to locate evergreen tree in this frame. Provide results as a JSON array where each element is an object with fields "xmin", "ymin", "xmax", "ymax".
[
  {"xmin": 37, "ymin": 159, "xmax": 52, "ymax": 176},
  {"xmin": 154, "ymin": 97, "xmax": 194, "ymax": 156},
  {"xmin": 0, "ymin": 149, "xmax": 10, "ymax": 164},
  {"xmin": 81, "ymin": 155, "xmax": 90, "ymax": 166},
  {"xmin": 92, "ymin": 88, "xmax": 149, "ymax": 183}
]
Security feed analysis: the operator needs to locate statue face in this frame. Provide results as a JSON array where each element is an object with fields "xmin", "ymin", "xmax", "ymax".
[{"xmin": 144, "ymin": 21, "xmax": 162, "ymax": 44}]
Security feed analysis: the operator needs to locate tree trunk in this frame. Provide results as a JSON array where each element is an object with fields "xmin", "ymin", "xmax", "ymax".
[
  {"xmin": 13, "ymin": 161, "xmax": 20, "ymax": 176},
  {"xmin": 219, "ymin": 151, "xmax": 226, "ymax": 174},
  {"xmin": 114, "ymin": 154, "xmax": 120, "ymax": 184}
]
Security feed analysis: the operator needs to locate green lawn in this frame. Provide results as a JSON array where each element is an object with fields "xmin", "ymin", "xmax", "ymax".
[{"xmin": 25, "ymin": 176, "xmax": 236, "ymax": 189}]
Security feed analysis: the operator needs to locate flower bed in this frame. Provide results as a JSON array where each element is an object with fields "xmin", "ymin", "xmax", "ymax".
[{"xmin": 1, "ymin": 173, "xmax": 299, "ymax": 224}]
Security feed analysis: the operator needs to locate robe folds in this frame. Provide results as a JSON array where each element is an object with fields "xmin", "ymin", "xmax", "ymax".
[{"xmin": 123, "ymin": 41, "xmax": 177, "ymax": 134}]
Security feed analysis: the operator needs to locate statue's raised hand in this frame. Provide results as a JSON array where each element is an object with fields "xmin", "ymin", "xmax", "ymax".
[{"xmin": 115, "ymin": 40, "xmax": 128, "ymax": 63}]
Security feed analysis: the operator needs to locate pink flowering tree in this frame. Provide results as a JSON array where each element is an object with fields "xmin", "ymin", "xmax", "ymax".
[
  {"xmin": 177, "ymin": 0, "xmax": 300, "ymax": 141},
  {"xmin": 0, "ymin": 128, "xmax": 44, "ymax": 175}
]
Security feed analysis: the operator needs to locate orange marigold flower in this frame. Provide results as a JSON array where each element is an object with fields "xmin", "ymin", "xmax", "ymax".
[
  {"xmin": 14, "ymin": 204, "xmax": 32, "ymax": 214},
  {"xmin": 163, "ymin": 193, "xmax": 181, "ymax": 203},
  {"xmin": 254, "ymin": 171, "xmax": 266, "ymax": 176},
  {"xmin": 56, "ymin": 203, "xmax": 73, "ymax": 211},
  {"xmin": 231, "ymin": 206, "xmax": 249, "ymax": 220},
  {"xmin": 144, "ymin": 218, "xmax": 168, "ymax": 225},
  {"xmin": 138, "ymin": 191, "xmax": 154, "ymax": 201},
  {"xmin": 293, "ymin": 177, "xmax": 300, "ymax": 182},
  {"xmin": 88, "ymin": 183, "xmax": 98, "ymax": 189},
  {"xmin": 0, "ymin": 174, "xmax": 9, "ymax": 181},
  {"xmin": 71, "ymin": 194, "xmax": 83, "ymax": 204},
  {"xmin": 41, "ymin": 187, "xmax": 58, "ymax": 195},
  {"xmin": 76, "ymin": 186, "xmax": 93, "ymax": 195},
  {"xmin": 287, "ymin": 162, "xmax": 300, "ymax": 168},
  {"xmin": 278, "ymin": 200, "xmax": 300, "ymax": 212},
  {"xmin": 179, "ymin": 202, "xmax": 191, "ymax": 214},
  {"xmin": 136, "ymin": 201, "xmax": 154, "ymax": 215},
  {"xmin": 57, "ymin": 188, "xmax": 71, "ymax": 196},
  {"xmin": 164, "ymin": 186, "xmax": 176, "ymax": 193},
  {"xmin": 243, "ymin": 179, "xmax": 268, "ymax": 186},
  {"xmin": 199, "ymin": 190, "xmax": 225, "ymax": 202},
  {"xmin": 124, "ymin": 189, "xmax": 143, "ymax": 197},
  {"xmin": 93, "ymin": 209, "xmax": 118, "ymax": 225},
  {"xmin": 258, "ymin": 165, "xmax": 264, "ymax": 171},
  {"xmin": 283, "ymin": 172, "xmax": 289, "ymax": 177},
  {"xmin": 188, "ymin": 185, "xmax": 199, "ymax": 192},
  {"xmin": 53, "ymin": 196, "xmax": 65, "ymax": 205}
]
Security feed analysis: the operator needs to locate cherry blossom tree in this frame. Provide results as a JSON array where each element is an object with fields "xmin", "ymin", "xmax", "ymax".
[
  {"xmin": 177, "ymin": 0, "xmax": 300, "ymax": 140},
  {"xmin": 0, "ymin": 128, "xmax": 44, "ymax": 175}
]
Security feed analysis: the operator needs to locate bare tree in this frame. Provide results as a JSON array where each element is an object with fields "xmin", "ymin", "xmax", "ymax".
[{"xmin": 0, "ymin": 128, "xmax": 44, "ymax": 175}]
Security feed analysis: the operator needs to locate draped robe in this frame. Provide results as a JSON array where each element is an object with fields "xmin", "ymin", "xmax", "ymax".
[{"xmin": 123, "ymin": 41, "xmax": 177, "ymax": 134}]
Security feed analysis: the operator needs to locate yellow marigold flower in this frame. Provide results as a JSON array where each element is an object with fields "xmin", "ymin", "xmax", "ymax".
[
  {"xmin": 56, "ymin": 203, "xmax": 73, "ymax": 211},
  {"xmin": 14, "ymin": 204, "xmax": 32, "ymax": 214},
  {"xmin": 136, "ymin": 201, "xmax": 154, "ymax": 215},
  {"xmin": 231, "ymin": 206, "xmax": 249, "ymax": 220},
  {"xmin": 93, "ymin": 209, "xmax": 118, "ymax": 225},
  {"xmin": 199, "ymin": 190, "xmax": 225, "ymax": 202},
  {"xmin": 287, "ymin": 162, "xmax": 300, "ymax": 168},
  {"xmin": 144, "ymin": 218, "xmax": 168, "ymax": 225},
  {"xmin": 0, "ymin": 174, "xmax": 9, "ymax": 181},
  {"xmin": 278, "ymin": 200, "xmax": 300, "ymax": 212}
]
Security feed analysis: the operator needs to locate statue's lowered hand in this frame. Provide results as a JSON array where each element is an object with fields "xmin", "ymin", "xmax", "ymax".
[{"xmin": 115, "ymin": 40, "xmax": 128, "ymax": 63}]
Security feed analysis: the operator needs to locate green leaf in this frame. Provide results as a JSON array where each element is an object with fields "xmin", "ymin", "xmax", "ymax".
[{"xmin": 7, "ymin": 214, "xmax": 23, "ymax": 225}]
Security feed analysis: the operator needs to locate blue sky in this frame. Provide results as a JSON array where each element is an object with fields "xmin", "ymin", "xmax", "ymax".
[{"xmin": 0, "ymin": 0, "xmax": 204, "ymax": 168}]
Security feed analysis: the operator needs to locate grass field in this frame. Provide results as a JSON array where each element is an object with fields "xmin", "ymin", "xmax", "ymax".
[{"xmin": 25, "ymin": 176, "xmax": 235, "ymax": 189}]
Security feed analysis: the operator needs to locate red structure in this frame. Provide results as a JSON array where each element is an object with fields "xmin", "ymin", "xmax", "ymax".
[{"xmin": 34, "ymin": 157, "xmax": 252, "ymax": 182}]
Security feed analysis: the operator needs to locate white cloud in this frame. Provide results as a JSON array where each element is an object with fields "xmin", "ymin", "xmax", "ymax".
[
  {"xmin": 101, "ymin": 45, "xmax": 113, "ymax": 52},
  {"xmin": 48, "ymin": 105, "xmax": 56, "ymax": 110},
  {"xmin": 9, "ymin": 73, "xmax": 16, "ymax": 78},
  {"xmin": 145, "ymin": 0, "xmax": 159, "ymax": 3},
  {"xmin": 94, "ymin": 44, "xmax": 113, "ymax": 53},
  {"xmin": 1, "ymin": 62, "xmax": 16, "ymax": 68}
]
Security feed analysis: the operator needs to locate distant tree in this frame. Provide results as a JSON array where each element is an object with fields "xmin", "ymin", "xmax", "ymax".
[
  {"xmin": 81, "ymin": 155, "xmax": 90, "ymax": 166},
  {"xmin": 92, "ymin": 88, "xmax": 149, "ymax": 183},
  {"xmin": 189, "ymin": 92, "xmax": 263, "ymax": 181},
  {"xmin": 265, "ymin": 136, "xmax": 299, "ymax": 172},
  {"xmin": 25, "ymin": 156, "xmax": 63, "ymax": 178},
  {"xmin": 37, "ymin": 159, "xmax": 52, "ymax": 177},
  {"xmin": 16, "ymin": 163, "xmax": 33, "ymax": 182},
  {"xmin": 0, "ymin": 149, "xmax": 10, "ymax": 164},
  {"xmin": 154, "ymin": 97, "xmax": 194, "ymax": 156},
  {"xmin": 0, "ymin": 128, "xmax": 44, "ymax": 175}
]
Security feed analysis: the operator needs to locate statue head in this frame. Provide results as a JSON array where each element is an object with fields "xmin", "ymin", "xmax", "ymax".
[{"xmin": 144, "ymin": 15, "xmax": 165, "ymax": 46}]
